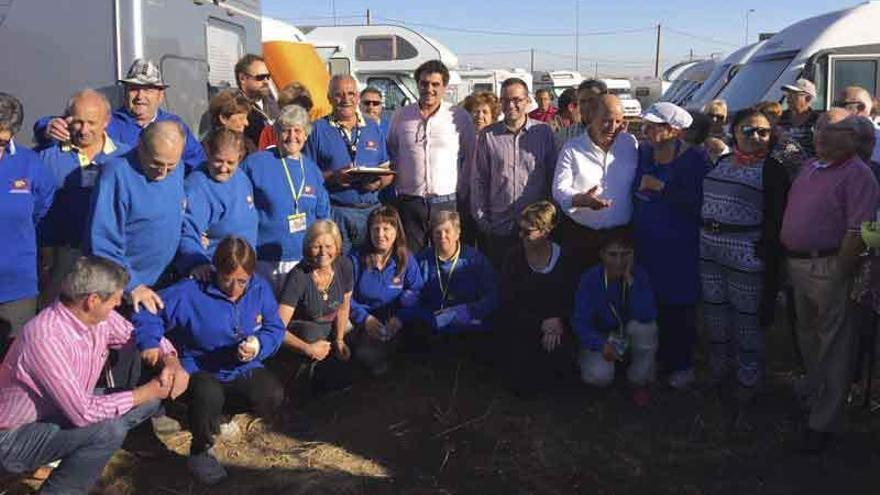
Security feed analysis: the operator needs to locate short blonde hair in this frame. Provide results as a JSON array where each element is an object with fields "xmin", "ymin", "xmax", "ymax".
[
  {"xmin": 519, "ymin": 201, "xmax": 557, "ymax": 233},
  {"xmin": 430, "ymin": 210, "xmax": 461, "ymax": 232},
  {"xmin": 755, "ymin": 101, "xmax": 783, "ymax": 122},
  {"xmin": 303, "ymin": 219, "xmax": 343, "ymax": 261},
  {"xmin": 703, "ymin": 99, "xmax": 728, "ymax": 117}
]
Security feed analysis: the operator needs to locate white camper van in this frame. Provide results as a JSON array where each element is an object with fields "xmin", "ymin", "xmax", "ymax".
[
  {"xmin": 601, "ymin": 79, "xmax": 642, "ymax": 118},
  {"xmin": 660, "ymin": 59, "xmax": 718, "ymax": 107},
  {"xmin": 451, "ymin": 68, "xmax": 534, "ymax": 102},
  {"xmin": 687, "ymin": 40, "xmax": 767, "ymax": 111},
  {"xmin": 533, "ymin": 70, "xmax": 584, "ymax": 98},
  {"xmin": 718, "ymin": 1, "xmax": 880, "ymax": 111},
  {"xmin": 0, "ymin": 0, "xmax": 262, "ymax": 145},
  {"xmin": 298, "ymin": 24, "xmax": 459, "ymax": 112}
]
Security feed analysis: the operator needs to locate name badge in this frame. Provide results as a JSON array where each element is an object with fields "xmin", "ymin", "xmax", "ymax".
[
  {"xmin": 288, "ymin": 212, "xmax": 307, "ymax": 233},
  {"xmin": 80, "ymin": 167, "xmax": 99, "ymax": 188}
]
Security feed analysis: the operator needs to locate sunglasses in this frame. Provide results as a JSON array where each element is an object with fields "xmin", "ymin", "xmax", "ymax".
[
  {"xmin": 707, "ymin": 113, "xmax": 726, "ymax": 122},
  {"xmin": 246, "ymin": 73, "xmax": 272, "ymax": 82},
  {"xmin": 739, "ymin": 126, "xmax": 771, "ymax": 139},
  {"xmin": 832, "ymin": 100, "xmax": 866, "ymax": 112},
  {"xmin": 362, "ymin": 100, "xmax": 382, "ymax": 107}
]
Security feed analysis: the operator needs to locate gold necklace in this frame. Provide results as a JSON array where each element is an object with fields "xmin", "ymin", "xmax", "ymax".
[{"xmin": 313, "ymin": 269, "xmax": 335, "ymax": 301}]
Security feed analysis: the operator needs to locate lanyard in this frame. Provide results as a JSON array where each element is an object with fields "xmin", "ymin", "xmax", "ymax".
[
  {"xmin": 280, "ymin": 156, "xmax": 306, "ymax": 214},
  {"xmin": 333, "ymin": 119, "xmax": 361, "ymax": 162},
  {"xmin": 436, "ymin": 244, "xmax": 461, "ymax": 309},
  {"xmin": 603, "ymin": 269, "xmax": 628, "ymax": 337}
]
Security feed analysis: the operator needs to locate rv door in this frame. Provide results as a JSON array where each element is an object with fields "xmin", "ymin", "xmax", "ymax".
[{"xmin": 827, "ymin": 54, "xmax": 880, "ymax": 103}]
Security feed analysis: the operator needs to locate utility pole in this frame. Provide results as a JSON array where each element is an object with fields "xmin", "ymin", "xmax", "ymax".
[
  {"xmin": 366, "ymin": 8, "xmax": 371, "ymax": 25},
  {"xmin": 574, "ymin": 0, "xmax": 580, "ymax": 72},
  {"xmin": 745, "ymin": 9, "xmax": 755, "ymax": 45},
  {"xmin": 530, "ymin": 49, "xmax": 535, "ymax": 73},
  {"xmin": 689, "ymin": 48, "xmax": 693, "ymax": 61},
  {"xmin": 654, "ymin": 23, "xmax": 661, "ymax": 78},
  {"xmin": 594, "ymin": 62, "xmax": 599, "ymax": 78},
  {"xmin": 330, "ymin": 0, "xmax": 337, "ymax": 26}
]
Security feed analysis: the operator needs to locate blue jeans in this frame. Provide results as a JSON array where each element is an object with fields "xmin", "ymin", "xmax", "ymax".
[
  {"xmin": 0, "ymin": 399, "xmax": 161, "ymax": 494},
  {"xmin": 331, "ymin": 203, "xmax": 379, "ymax": 255}
]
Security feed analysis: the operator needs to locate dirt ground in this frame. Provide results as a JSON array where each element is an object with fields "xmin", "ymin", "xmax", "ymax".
[{"xmin": 5, "ymin": 319, "xmax": 880, "ymax": 495}]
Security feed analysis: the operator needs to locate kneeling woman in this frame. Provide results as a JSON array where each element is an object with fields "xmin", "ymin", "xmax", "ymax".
[
  {"xmin": 349, "ymin": 206, "xmax": 424, "ymax": 375},
  {"xmin": 572, "ymin": 233, "xmax": 658, "ymax": 403},
  {"xmin": 133, "ymin": 236, "xmax": 285, "ymax": 485}
]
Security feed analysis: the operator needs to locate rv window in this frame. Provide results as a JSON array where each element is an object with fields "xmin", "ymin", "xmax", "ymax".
[
  {"xmin": 206, "ymin": 19, "xmax": 245, "ymax": 88},
  {"xmin": 356, "ymin": 36, "xmax": 418, "ymax": 61},
  {"xmin": 367, "ymin": 77, "xmax": 410, "ymax": 111},
  {"xmin": 832, "ymin": 59, "xmax": 878, "ymax": 97},
  {"xmin": 473, "ymin": 83, "xmax": 493, "ymax": 93},
  {"xmin": 718, "ymin": 55, "xmax": 793, "ymax": 111},
  {"xmin": 328, "ymin": 58, "xmax": 351, "ymax": 77}
]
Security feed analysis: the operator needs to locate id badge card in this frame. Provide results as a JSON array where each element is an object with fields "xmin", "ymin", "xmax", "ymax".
[
  {"xmin": 288, "ymin": 212, "xmax": 307, "ymax": 233},
  {"xmin": 80, "ymin": 166, "xmax": 99, "ymax": 188}
]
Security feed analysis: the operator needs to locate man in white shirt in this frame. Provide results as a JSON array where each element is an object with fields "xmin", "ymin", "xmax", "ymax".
[
  {"xmin": 387, "ymin": 60, "xmax": 477, "ymax": 252},
  {"xmin": 552, "ymin": 94, "xmax": 638, "ymax": 270}
]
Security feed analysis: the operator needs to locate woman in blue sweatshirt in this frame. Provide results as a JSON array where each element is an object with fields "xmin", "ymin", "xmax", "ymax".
[
  {"xmin": 132, "ymin": 237, "xmax": 285, "ymax": 484},
  {"xmin": 178, "ymin": 129, "xmax": 258, "ymax": 279},
  {"xmin": 240, "ymin": 105, "xmax": 330, "ymax": 294},
  {"xmin": 349, "ymin": 206, "xmax": 423, "ymax": 375}
]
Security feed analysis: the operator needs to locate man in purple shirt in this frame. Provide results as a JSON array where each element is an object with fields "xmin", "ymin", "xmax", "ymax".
[
  {"xmin": 0, "ymin": 256, "xmax": 187, "ymax": 494},
  {"xmin": 781, "ymin": 109, "xmax": 880, "ymax": 452}
]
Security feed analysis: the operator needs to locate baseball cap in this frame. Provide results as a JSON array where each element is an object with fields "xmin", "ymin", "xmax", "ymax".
[
  {"xmin": 118, "ymin": 58, "xmax": 168, "ymax": 88},
  {"xmin": 641, "ymin": 102, "xmax": 693, "ymax": 129},
  {"xmin": 781, "ymin": 78, "xmax": 816, "ymax": 98}
]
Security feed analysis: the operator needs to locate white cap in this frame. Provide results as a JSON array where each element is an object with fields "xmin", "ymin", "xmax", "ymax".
[
  {"xmin": 781, "ymin": 78, "xmax": 816, "ymax": 98},
  {"xmin": 641, "ymin": 102, "xmax": 693, "ymax": 129}
]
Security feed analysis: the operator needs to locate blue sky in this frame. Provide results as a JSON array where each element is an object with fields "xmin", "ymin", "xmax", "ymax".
[{"xmin": 263, "ymin": 0, "xmax": 856, "ymax": 76}]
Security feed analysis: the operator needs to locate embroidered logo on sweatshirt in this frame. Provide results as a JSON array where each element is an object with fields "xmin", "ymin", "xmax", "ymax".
[
  {"xmin": 9, "ymin": 178, "xmax": 30, "ymax": 193},
  {"xmin": 365, "ymin": 140, "xmax": 378, "ymax": 151}
]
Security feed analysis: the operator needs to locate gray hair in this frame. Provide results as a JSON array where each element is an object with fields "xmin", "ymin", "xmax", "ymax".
[
  {"xmin": 140, "ymin": 120, "xmax": 185, "ymax": 152},
  {"xmin": 59, "ymin": 256, "xmax": 130, "ymax": 304},
  {"xmin": 430, "ymin": 210, "xmax": 461, "ymax": 232},
  {"xmin": 274, "ymin": 104, "xmax": 312, "ymax": 137},
  {"xmin": 0, "ymin": 92, "xmax": 24, "ymax": 134},
  {"xmin": 65, "ymin": 89, "xmax": 112, "ymax": 118}
]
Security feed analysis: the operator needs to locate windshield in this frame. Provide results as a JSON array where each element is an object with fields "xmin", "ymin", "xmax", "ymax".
[
  {"xmin": 688, "ymin": 63, "xmax": 731, "ymax": 109},
  {"xmin": 717, "ymin": 55, "xmax": 794, "ymax": 111}
]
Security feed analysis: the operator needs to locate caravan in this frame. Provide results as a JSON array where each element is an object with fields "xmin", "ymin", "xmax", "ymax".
[
  {"xmin": 687, "ymin": 40, "xmax": 767, "ymax": 111},
  {"xmin": 450, "ymin": 68, "xmax": 534, "ymax": 103},
  {"xmin": 601, "ymin": 79, "xmax": 642, "ymax": 118},
  {"xmin": 0, "ymin": 0, "xmax": 262, "ymax": 145},
  {"xmin": 532, "ymin": 70, "xmax": 584, "ymax": 98}
]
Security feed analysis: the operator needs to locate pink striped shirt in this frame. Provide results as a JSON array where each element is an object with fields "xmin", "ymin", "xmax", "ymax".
[{"xmin": 0, "ymin": 302, "xmax": 176, "ymax": 430}]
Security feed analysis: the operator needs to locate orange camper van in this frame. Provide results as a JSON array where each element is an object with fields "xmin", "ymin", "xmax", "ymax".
[{"xmin": 263, "ymin": 41, "xmax": 331, "ymax": 120}]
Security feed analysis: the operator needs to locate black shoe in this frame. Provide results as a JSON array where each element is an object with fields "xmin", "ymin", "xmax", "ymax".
[{"xmin": 799, "ymin": 428, "xmax": 832, "ymax": 454}]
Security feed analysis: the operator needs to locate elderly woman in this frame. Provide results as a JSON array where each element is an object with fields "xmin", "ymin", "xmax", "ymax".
[
  {"xmin": 276, "ymin": 220, "xmax": 353, "ymax": 392},
  {"xmin": 205, "ymin": 89, "xmax": 254, "ymax": 153},
  {"xmin": 178, "ymin": 129, "xmax": 258, "ymax": 280},
  {"xmin": 258, "ymin": 82, "xmax": 314, "ymax": 150},
  {"xmin": 403, "ymin": 211, "xmax": 498, "ymax": 341},
  {"xmin": 349, "ymin": 206, "xmax": 423, "ymax": 375},
  {"xmin": 499, "ymin": 201, "xmax": 577, "ymax": 396},
  {"xmin": 240, "ymin": 105, "xmax": 330, "ymax": 293},
  {"xmin": 132, "ymin": 236, "xmax": 285, "ymax": 484},
  {"xmin": 703, "ymin": 99, "xmax": 729, "ymax": 141},
  {"xmin": 462, "ymin": 91, "xmax": 500, "ymax": 132},
  {"xmin": 633, "ymin": 102, "xmax": 710, "ymax": 389},
  {"xmin": 0, "ymin": 92, "xmax": 55, "ymax": 355},
  {"xmin": 701, "ymin": 108, "xmax": 788, "ymax": 409}
]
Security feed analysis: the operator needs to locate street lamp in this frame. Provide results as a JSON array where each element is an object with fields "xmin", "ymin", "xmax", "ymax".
[{"xmin": 745, "ymin": 8, "xmax": 755, "ymax": 45}]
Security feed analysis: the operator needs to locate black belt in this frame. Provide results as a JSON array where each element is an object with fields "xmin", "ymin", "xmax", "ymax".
[
  {"xmin": 702, "ymin": 219, "xmax": 762, "ymax": 234},
  {"xmin": 786, "ymin": 248, "xmax": 838, "ymax": 259},
  {"xmin": 399, "ymin": 193, "xmax": 456, "ymax": 205}
]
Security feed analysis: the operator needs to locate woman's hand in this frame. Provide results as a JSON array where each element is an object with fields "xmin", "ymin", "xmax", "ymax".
[
  {"xmin": 385, "ymin": 317, "xmax": 403, "ymax": 339},
  {"xmin": 306, "ymin": 341, "xmax": 332, "ymax": 361},
  {"xmin": 540, "ymin": 317, "xmax": 563, "ymax": 352},
  {"xmin": 335, "ymin": 338, "xmax": 351, "ymax": 361},
  {"xmin": 364, "ymin": 315, "xmax": 384, "ymax": 340}
]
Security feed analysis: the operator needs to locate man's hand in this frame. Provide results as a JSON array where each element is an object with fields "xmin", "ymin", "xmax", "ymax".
[
  {"xmin": 540, "ymin": 317, "xmax": 564, "ymax": 352},
  {"xmin": 335, "ymin": 338, "xmax": 351, "ymax": 361},
  {"xmin": 189, "ymin": 264, "xmax": 213, "ymax": 282},
  {"xmin": 307, "ymin": 341, "xmax": 332, "ymax": 361},
  {"xmin": 638, "ymin": 174, "xmax": 665, "ymax": 192},
  {"xmin": 130, "ymin": 285, "xmax": 164, "ymax": 314},
  {"xmin": 45, "ymin": 117, "xmax": 72, "ymax": 143},
  {"xmin": 333, "ymin": 167, "xmax": 353, "ymax": 187},
  {"xmin": 159, "ymin": 355, "xmax": 189, "ymax": 400},
  {"xmin": 132, "ymin": 377, "xmax": 173, "ymax": 405},
  {"xmin": 361, "ymin": 177, "xmax": 383, "ymax": 191},
  {"xmin": 572, "ymin": 185, "xmax": 612, "ymax": 210},
  {"xmin": 141, "ymin": 348, "xmax": 161, "ymax": 368}
]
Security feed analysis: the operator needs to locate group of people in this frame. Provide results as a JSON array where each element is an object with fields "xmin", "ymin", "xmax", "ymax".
[{"xmin": 0, "ymin": 50, "xmax": 878, "ymax": 493}]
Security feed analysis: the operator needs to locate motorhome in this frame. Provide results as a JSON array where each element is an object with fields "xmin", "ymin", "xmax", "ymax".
[
  {"xmin": 532, "ymin": 70, "xmax": 584, "ymax": 98},
  {"xmin": 631, "ymin": 78, "xmax": 672, "ymax": 108},
  {"xmin": 601, "ymin": 78, "xmax": 642, "ymax": 118},
  {"xmin": 0, "ymin": 0, "xmax": 262, "ymax": 145},
  {"xmin": 660, "ymin": 59, "xmax": 717, "ymax": 107},
  {"xmin": 450, "ymin": 68, "xmax": 534, "ymax": 102},
  {"xmin": 298, "ymin": 24, "xmax": 459, "ymax": 112},
  {"xmin": 687, "ymin": 40, "xmax": 767, "ymax": 111},
  {"xmin": 718, "ymin": 1, "xmax": 880, "ymax": 111}
]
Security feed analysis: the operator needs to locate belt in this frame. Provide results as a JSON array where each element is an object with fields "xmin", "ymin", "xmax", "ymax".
[
  {"xmin": 701, "ymin": 219, "xmax": 762, "ymax": 234},
  {"xmin": 399, "ymin": 193, "xmax": 456, "ymax": 205},
  {"xmin": 330, "ymin": 200, "xmax": 377, "ymax": 210},
  {"xmin": 786, "ymin": 248, "xmax": 838, "ymax": 259}
]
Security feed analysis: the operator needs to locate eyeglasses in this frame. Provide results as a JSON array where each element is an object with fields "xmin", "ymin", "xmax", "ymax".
[
  {"xmin": 832, "ymin": 100, "xmax": 866, "ymax": 112},
  {"xmin": 500, "ymin": 96, "xmax": 529, "ymax": 106},
  {"xmin": 362, "ymin": 100, "xmax": 382, "ymax": 107},
  {"xmin": 246, "ymin": 73, "xmax": 272, "ymax": 82},
  {"xmin": 739, "ymin": 125, "xmax": 771, "ymax": 139},
  {"xmin": 707, "ymin": 113, "xmax": 726, "ymax": 122}
]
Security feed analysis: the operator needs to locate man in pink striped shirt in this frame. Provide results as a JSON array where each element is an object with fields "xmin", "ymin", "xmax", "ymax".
[{"xmin": 0, "ymin": 256, "xmax": 187, "ymax": 494}]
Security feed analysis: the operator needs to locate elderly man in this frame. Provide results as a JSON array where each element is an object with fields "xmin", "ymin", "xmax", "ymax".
[
  {"xmin": 472, "ymin": 78, "xmax": 557, "ymax": 267},
  {"xmin": 359, "ymin": 87, "xmax": 390, "ymax": 138},
  {"xmin": 553, "ymin": 94, "xmax": 638, "ymax": 271},
  {"xmin": 835, "ymin": 86, "xmax": 880, "ymax": 163},
  {"xmin": 779, "ymin": 79, "xmax": 820, "ymax": 158},
  {"xmin": 528, "ymin": 88, "xmax": 557, "ymax": 124},
  {"xmin": 387, "ymin": 59, "xmax": 477, "ymax": 252},
  {"xmin": 37, "ymin": 59, "xmax": 205, "ymax": 173},
  {"xmin": 781, "ymin": 109, "xmax": 880, "ymax": 452},
  {"xmin": 0, "ymin": 256, "xmax": 187, "ymax": 495},
  {"xmin": 39, "ymin": 90, "xmax": 130, "ymax": 301},
  {"xmin": 235, "ymin": 54, "xmax": 280, "ymax": 147},
  {"xmin": 304, "ymin": 75, "xmax": 391, "ymax": 254},
  {"xmin": 88, "ymin": 121, "xmax": 186, "ymax": 314}
]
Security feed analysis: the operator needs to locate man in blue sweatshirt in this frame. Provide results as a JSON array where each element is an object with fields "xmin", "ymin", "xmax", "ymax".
[
  {"xmin": 304, "ymin": 75, "xmax": 392, "ymax": 254},
  {"xmin": 35, "ymin": 59, "xmax": 205, "ymax": 173},
  {"xmin": 39, "ymin": 89, "xmax": 131, "ymax": 300},
  {"xmin": 87, "ymin": 121, "xmax": 186, "ymax": 314}
]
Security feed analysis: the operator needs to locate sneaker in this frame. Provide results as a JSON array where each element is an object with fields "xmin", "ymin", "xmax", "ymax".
[
  {"xmin": 668, "ymin": 369, "xmax": 695, "ymax": 390},
  {"xmin": 218, "ymin": 420, "xmax": 242, "ymax": 442},
  {"xmin": 188, "ymin": 450, "xmax": 228, "ymax": 485}
]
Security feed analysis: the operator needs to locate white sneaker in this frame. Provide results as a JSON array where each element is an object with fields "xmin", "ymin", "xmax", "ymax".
[
  {"xmin": 668, "ymin": 369, "xmax": 695, "ymax": 390},
  {"xmin": 188, "ymin": 450, "xmax": 228, "ymax": 485},
  {"xmin": 218, "ymin": 420, "xmax": 242, "ymax": 441}
]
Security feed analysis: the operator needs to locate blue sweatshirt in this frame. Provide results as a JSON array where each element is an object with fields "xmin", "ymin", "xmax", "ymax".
[
  {"xmin": 240, "ymin": 149, "xmax": 331, "ymax": 262},
  {"xmin": 0, "ymin": 141, "xmax": 55, "ymax": 303},
  {"xmin": 402, "ymin": 245, "xmax": 499, "ymax": 333},
  {"xmin": 34, "ymin": 108, "xmax": 206, "ymax": 173},
  {"xmin": 86, "ymin": 149, "xmax": 185, "ymax": 291},
  {"xmin": 572, "ymin": 264, "xmax": 658, "ymax": 351},
  {"xmin": 303, "ymin": 117, "xmax": 389, "ymax": 206},
  {"xmin": 38, "ymin": 138, "xmax": 130, "ymax": 248},
  {"xmin": 132, "ymin": 275, "xmax": 284, "ymax": 382},
  {"xmin": 177, "ymin": 168, "xmax": 258, "ymax": 274},
  {"xmin": 348, "ymin": 250, "xmax": 424, "ymax": 325}
]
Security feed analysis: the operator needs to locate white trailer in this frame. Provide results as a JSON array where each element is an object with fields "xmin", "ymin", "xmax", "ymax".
[
  {"xmin": 687, "ymin": 40, "xmax": 767, "ymax": 111},
  {"xmin": 449, "ymin": 68, "xmax": 534, "ymax": 102},
  {"xmin": 532, "ymin": 70, "xmax": 584, "ymax": 98},
  {"xmin": 601, "ymin": 79, "xmax": 642, "ymax": 117}
]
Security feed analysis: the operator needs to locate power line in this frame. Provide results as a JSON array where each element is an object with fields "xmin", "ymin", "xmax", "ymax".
[
  {"xmin": 373, "ymin": 16, "xmax": 655, "ymax": 38},
  {"xmin": 663, "ymin": 26, "xmax": 739, "ymax": 48}
]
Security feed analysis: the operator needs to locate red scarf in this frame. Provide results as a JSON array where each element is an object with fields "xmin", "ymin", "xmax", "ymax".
[{"xmin": 732, "ymin": 147, "xmax": 768, "ymax": 165}]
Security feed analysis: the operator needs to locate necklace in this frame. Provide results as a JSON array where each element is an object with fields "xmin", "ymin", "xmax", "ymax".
[{"xmin": 313, "ymin": 269, "xmax": 335, "ymax": 301}]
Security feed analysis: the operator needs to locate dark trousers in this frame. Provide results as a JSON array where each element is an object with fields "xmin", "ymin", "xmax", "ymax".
[
  {"xmin": 479, "ymin": 231, "xmax": 518, "ymax": 271},
  {"xmin": 500, "ymin": 317, "xmax": 573, "ymax": 396},
  {"xmin": 396, "ymin": 195, "xmax": 457, "ymax": 253},
  {"xmin": 559, "ymin": 216, "xmax": 631, "ymax": 273},
  {"xmin": 656, "ymin": 304, "xmax": 698, "ymax": 374},
  {"xmin": 0, "ymin": 297, "xmax": 37, "ymax": 358},
  {"xmin": 186, "ymin": 369, "xmax": 283, "ymax": 454},
  {"xmin": 331, "ymin": 203, "xmax": 379, "ymax": 256}
]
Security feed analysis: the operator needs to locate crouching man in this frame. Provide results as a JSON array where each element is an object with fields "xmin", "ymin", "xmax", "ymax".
[
  {"xmin": 572, "ymin": 233, "xmax": 658, "ymax": 405},
  {"xmin": 0, "ymin": 256, "xmax": 187, "ymax": 494}
]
